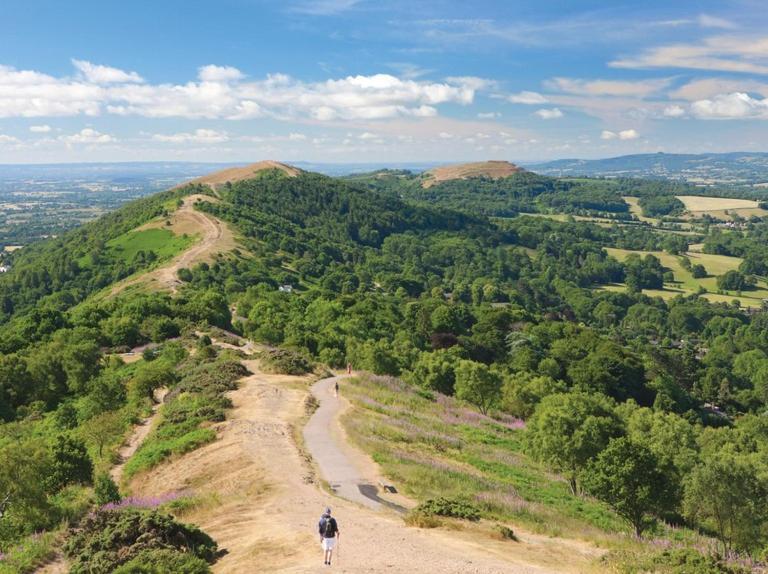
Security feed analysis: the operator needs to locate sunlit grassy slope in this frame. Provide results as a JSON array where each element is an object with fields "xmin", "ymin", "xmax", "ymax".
[{"xmin": 342, "ymin": 374, "xmax": 624, "ymax": 541}]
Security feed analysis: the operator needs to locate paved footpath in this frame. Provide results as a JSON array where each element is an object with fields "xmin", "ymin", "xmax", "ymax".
[{"xmin": 303, "ymin": 375, "xmax": 387, "ymax": 511}]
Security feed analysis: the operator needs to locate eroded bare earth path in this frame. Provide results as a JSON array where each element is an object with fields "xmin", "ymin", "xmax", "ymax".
[{"xmin": 129, "ymin": 360, "xmax": 604, "ymax": 573}]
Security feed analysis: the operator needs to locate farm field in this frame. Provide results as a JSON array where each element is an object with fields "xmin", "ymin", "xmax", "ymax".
[
  {"xmin": 603, "ymin": 247, "xmax": 768, "ymax": 308},
  {"xmin": 622, "ymin": 196, "xmax": 658, "ymax": 224},
  {"xmin": 675, "ymin": 195, "xmax": 768, "ymax": 220}
]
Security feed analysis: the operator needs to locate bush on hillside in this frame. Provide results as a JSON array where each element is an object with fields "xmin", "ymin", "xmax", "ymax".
[
  {"xmin": 260, "ymin": 348, "xmax": 313, "ymax": 375},
  {"xmin": 64, "ymin": 508, "xmax": 217, "ymax": 574},
  {"xmin": 414, "ymin": 497, "xmax": 480, "ymax": 521},
  {"xmin": 112, "ymin": 549, "xmax": 211, "ymax": 573}
]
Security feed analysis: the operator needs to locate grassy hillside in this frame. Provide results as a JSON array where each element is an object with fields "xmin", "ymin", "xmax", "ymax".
[
  {"xmin": 2, "ymin": 163, "xmax": 768, "ymax": 572},
  {"xmin": 343, "ymin": 374, "xmax": 622, "ymax": 538}
]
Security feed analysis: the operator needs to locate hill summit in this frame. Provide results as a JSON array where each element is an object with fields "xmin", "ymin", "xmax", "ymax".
[
  {"xmin": 187, "ymin": 160, "xmax": 302, "ymax": 189},
  {"xmin": 422, "ymin": 160, "xmax": 524, "ymax": 188}
]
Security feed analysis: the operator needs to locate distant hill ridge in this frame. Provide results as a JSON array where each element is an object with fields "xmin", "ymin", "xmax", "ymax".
[
  {"xmin": 422, "ymin": 160, "xmax": 524, "ymax": 188},
  {"xmin": 185, "ymin": 160, "xmax": 301, "ymax": 189},
  {"xmin": 529, "ymin": 152, "xmax": 768, "ymax": 185}
]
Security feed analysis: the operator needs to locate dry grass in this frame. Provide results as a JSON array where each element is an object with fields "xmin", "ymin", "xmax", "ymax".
[
  {"xmin": 422, "ymin": 160, "xmax": 523, "ymax": 188},
  {"xmin": 183, "ymin": 160, "xmax": 301, "ymax": 191},
  {"xmin": 676, "ymin": 195, "xmax": 759, "ymax": 212},
  {"xmin": 622, "ymin": 196, "xmax": 659, "ymax": 223},
  {"xmin": 109, "ymin": 195, "xmax": 238, "ymax": 296}
]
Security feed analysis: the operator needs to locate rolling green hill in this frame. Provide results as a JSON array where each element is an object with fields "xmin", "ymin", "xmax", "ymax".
[{"xmin": 2, "ymin": 162, "xmax": 768, "ymax": 572}]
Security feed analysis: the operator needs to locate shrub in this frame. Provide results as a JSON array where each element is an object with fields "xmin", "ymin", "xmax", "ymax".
[
  {"xmin": 64, "ymin": 508, "xmax": 217, "ymax": 574},
  {"xmin": 112, "ymin": 549, "xmax": 211, "ymax": 573},
  {"xmin": 605, "ymin": 548, "xmax": 748, "ymax": 574},
  {"xmin": 47, "ymin": 436, "xmax": 93, "ymax": 492},
  {"xmin": 260, "ymin": 348, "xmax": 313, "ymax": 375},
  {"xmin": 94, "ymin": 473, "xmax": 121, "ymax": 505},
  {"xmin": 493, "ymin": 524, "xmax": 518, "ymax": 541},
  {"xmin": 414, "ymin": 497, "xmax": 480, "ymax": 521}
]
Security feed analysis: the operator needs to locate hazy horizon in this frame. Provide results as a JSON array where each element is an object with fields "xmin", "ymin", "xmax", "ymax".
[{"xmin": 2, "ymin": 1, "xmax": 768, "ymax": 163}]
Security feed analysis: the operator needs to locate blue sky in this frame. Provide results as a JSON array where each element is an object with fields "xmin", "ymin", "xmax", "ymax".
[{"xmin": 1, "ymin": 0, "xmax": 768, "ymax": 163}]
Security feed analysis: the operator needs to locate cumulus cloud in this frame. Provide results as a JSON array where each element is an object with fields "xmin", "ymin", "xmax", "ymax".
[
  {"xmin": 546, "ymin": 77, "xmax": 671, "ymax": 98},
  {"xmin": 60, "ymin": 128, "xmax": 115, "ymax": 144},
  {"xmin": 601, "ymin": 129, "xmax": 639, "ymax": 140},
  {"xmin": 663, "ymin": 105, "xmax": 686, "ymax": 117},
  {"xmin": 507, "ymin": 90, "xmax": 548, "ymax": 104},
  {"xmin": 198, "ymin": 65, "xmax": 245, "ymax": 82},
  {"xmin": 72, "ymin": 59, "xmax": 143, "ymax": 84},
  {"xmin": 690, "ymin": 92, "xmax": 768, "ymax": 119},
  {"xmin": 29, "ymin": 124, "xmax": 52, "ymax": 132},
  {"xmin": 288, "ymin": 132, "xmax": 307, "ymax": 141},
  {"xmin": 477, "ymin": 111, "xmax": 501, "ymax": 119},
  {"xmin": 535, "ymin": 107, "xmax": 563, "ymax": 119},
  {"xmin": 152, "ymin": 128, "xmax": 229, "ymax": 143},
  {"xmin": 0, "ymin": 64, "xmax": 102, "ymax": 117},
  {"xmin": 0, "ymin": 62, "xmax": 485, "ymax": 122},
  {"xmin": 670, "ymin": 78, "xmax": 768, "ymax": 101},
  {"xmin": 611, "ymin": 35, "xmax": 768, "ymax": 75},
  {"xmin": 0, "ymin": 134, "xmax": 19, "ymax": 144}
]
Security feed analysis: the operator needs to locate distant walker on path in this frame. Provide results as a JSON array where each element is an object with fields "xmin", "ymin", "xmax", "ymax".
[{"xmin": 318, "ymin": 507, "xmax": 340, "ymax": 566}]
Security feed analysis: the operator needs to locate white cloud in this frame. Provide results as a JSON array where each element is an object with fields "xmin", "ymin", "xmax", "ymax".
[
  {"xmin": 0, "ymin": 62, "xmax": 485, "ymax": 122},
  {"xmin": 663, "ymin": 105, "xmax": 686, "ymax": 117},
  {"xmin": 698, "ymin": 14, "xmax": 737, "ymax": 30},
  {"xmin": 507, "ymin": 90, "xmax": 548, "ymax": 104},
  {"xmin": 477, "ymin": 111, "xmax": 501, "ymax": 119},
  {"xmin": 0, "ymin": 134, "xmax": 19, "ymax": 144},
  {"xmin": 670, "ymin": 78, "xmax": 768, "ymax": 100},
  {"xmin": 288, "ymin": 132, "xmax": 307, "ymax": 141},
  {"xmin": 60, "ymin": 128, "xmax": 115, "ymax": 144},
  {"xmin": 690, "ymin": 92, "xmax": 768, "ymax": 119},
  {"xmin": 152, "ymin": 128, "xmax": 229, "ymax": 143},
  {"xmin": 601, "ymin": 129, "xmax": 639, "ymax": 140},
  {"xmin": 29, "ymin": 124, "xmax": 51, "ymax": 132},
  {"xmin": 611, "ymin": 35, "xmax": 768, "ymax": 75},
  {"xmin": 289, "ymin": 0, "xmax": 360, "ymax": 15},
  {"xmin": 0, "ymin": 64, "xmax": 103, "ymax": 117},
  {"xmin": 198, "ymin": 65, "xmax": 245, "ymax": 82},
  {"xmin": 546, "ymin": 77, "xmax": 671, "ymax": 98},
  {"xmin": 72, "ymin": 59, "xmax": 143, "ymax": 84},
  {"xmin": 534, "ymin": 107, "xmax": 563, "ymax": 119}
]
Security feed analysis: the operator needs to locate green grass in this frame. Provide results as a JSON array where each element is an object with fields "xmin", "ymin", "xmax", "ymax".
[
  {"xmin": 107, "ymin": 228, "xmax": 194, "ymax": 264},
  {"xmin": 603, "ymin": 247, "xmax": 768, "ymax": 308},
  {"xmin": 342, "ymin": 375, "xmax": 625, "ymax": 540},
  {"xmin": 76, "ymin": 227, "xmax": 195, "ymax": 269},
  {"xmin": 0, "ymin": 531, "xmax": 60, "ymax": 574},
  {"xmin": 121, "ymin": 357, "xmax": 247, "ymax": 481}
]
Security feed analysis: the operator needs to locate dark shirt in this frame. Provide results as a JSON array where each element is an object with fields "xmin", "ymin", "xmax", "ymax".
[{"xmin": 319, "ymin": 515, "xmax": 338, "ymax": 538}]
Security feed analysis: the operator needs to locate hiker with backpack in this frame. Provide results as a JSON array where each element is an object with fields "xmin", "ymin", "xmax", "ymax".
[{"xmin": 318, "ymin": 507, "xmax": 340, "ymax": 566}]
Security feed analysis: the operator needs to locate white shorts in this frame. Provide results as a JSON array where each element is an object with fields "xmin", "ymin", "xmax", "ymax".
[{"xmin": 321, "ymin": 537, "xmax": 336, "ymax": 551}]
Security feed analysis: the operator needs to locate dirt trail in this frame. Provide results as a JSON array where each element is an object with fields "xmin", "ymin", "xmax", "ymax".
[
  {"xmin": 111, "ymin": 387, "xmax": 169, "ymax": 485},
  {"xmin": 128, "ymin": 361, "xmax": 604, "ymax": 573},
  {"xmin": 36, "ymin": 388, "xmax": 169, "ymax": 573},
  {"xmin": 110, "ymin": 195, "xmax": 236, "ymax": 296}
]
